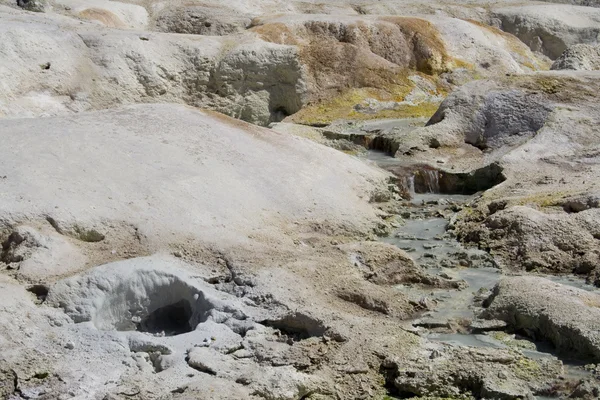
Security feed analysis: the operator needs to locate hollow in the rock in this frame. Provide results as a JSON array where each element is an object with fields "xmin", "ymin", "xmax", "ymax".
[{"xmin": 136, "ymin": 299, "xmax": 194, "ymax": 336}]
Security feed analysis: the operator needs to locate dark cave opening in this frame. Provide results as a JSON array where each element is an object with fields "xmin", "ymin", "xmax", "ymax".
[{"xmin": 136, "ymin": 299, "xmax": 194, "ymax": 336}]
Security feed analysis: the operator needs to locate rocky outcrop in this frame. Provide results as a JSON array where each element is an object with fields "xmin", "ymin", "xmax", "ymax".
[
  {"xmin": 552, "ymin": 44, "xmax": 600, "ymax": 70},
  {"xmin": 0, "ymin": 6, "xmax": 547, "ymax": 126},
  {"xmin": 482, "ymin": 277, "xmax": 600, "ymax": 361},
  {"xmin": 54, "ymin": 0, "xmax": 150, "ymax": 30},
  {"xmin": 260, "ymin": 14, "xmax": 545, "ymax": 125},
  {"xmin": 185, "ymin": 346, "xmax": 329, "ymax": 399},
  {"xmin": 0, "ymin": 7, "xmax": 304, "ymax": 125},
  {"xmin": 0, "ymin": 366, "xmax": 17, "ymax": 399},
  {"xmin": 381, "ymin": 344, "xmax": 563, "ymax": 399},
  {"xmin": 388, "ymin": 73, "xmax": 570, "ymax": 158},
  {"xmin": 426, "ymin": 81, "xmax": 553, "ymax": 151},
  {"xmin": 340, "ymin": 241, "xmax": 419, "ymax": 285},
  {"xmin": 46, "ymin": 255, "xmax": 252, "ymax": 334},
  {"xmin": 493, "ymin": 5, "xmax": 600, "ymax": 59},
  {"xmin": 390, "ymin": 72, "xmax": 600, "ymax": 282},
  {"xmin": 16, "ymin": 0, "xmax": 48, "ymax": 12},
  {"xmin": 468, "ymin": 206, "xmax": 600, "ymax": 277},
  {"xmin": 0, "ymin": 102, "xmax": 419, "ymax": 399},
  {"xmin": 544, "ymin": 0, "xmax": 600, "ymax": 7},
  {"xmin": 154, "ymin": 5, "xmax": 251, "ymax": 35}
]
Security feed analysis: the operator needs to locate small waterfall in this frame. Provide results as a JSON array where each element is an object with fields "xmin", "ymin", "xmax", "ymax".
[
  {"xmin": 386, "ymin": 165, "xmax": 448, "ymax": 197},
  {"xmin": 397, "ymin": 175, "xmax": 416, "ymax": 198},
  {"xmin": 413, "ymin": 169, "xmax": 441, "ymax": 193},
  {"xmin": 407, "ymin": 175, "xmax": 415, "ymax": 196},
  {"xmin": 372, "ymin": 153, "xmax": 506, "ymax": 197},
  {"xmin": 423, "ymin": 170, "xmax": 440, "ymax": 193}
]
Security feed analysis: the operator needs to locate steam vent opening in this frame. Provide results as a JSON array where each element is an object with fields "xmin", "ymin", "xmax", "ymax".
[
  {"xmin": 136, "ymin": 299, "xmax": 194, "ymax": 336},
  {"xmin": 66, "ymin": 267, "xmax": 220, "ymax": 337}
]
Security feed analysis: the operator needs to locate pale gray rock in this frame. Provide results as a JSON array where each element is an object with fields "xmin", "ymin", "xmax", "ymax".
[
  {"xmin": 0, "ymin": 104, "xmax": 386, "ymax": 250},
  {"xmin": 186, "ymin": 346, "xmax": 328, "ymax": 399},
  {"xmin": 2, "ymin": 1, "xmax": 600, "ymax": 399},
  {"xmin": 382, "ymin": 344, "xmax": 563, "ymax": 399},
  {"xmin": 0, "ymin": 366, "xmax": 16, "ymax": 399},
  {"xmin": 431, "ymin": 15, "xmax": 549, "ymax": 74},
  {"xmin": 552, "ymin": 44, "xmax": 600, "ymax": 70},
  {"xmin": 155, "ymin": 6, "xmax": 252, "ymax": 35},
  {"xmin": 46, "ymin": 255, "xmax": 250, "ymax": 334},
  {"xmin": 544, "ymin": 0, "xmax": 600, "ymax": 7},
  {"xmin": 0, "ymin": 6, "xmax": 548, "ymax": 125},
  {"xmin": 427, "ymin": 84, "xmax": 553, "ymax": 151},
  {"xmin": 570, "ymin": 377, "xmax": 600, "ymax": 399},
  {"xmin": 73, "ymin": 28, "xmax": 305, "ymax": 126},
  {"xmin": 1, "ymin": 225, "xmax": 87, "ymax": 281},
  {"xmin": 470, "ymin": 319, "xmax": 508, "ymax": 332},
  {"xmin": 482, "ymin": 276, "xmax": 600, "ymax": 361},
  {"xmin": 474, "ymin": 205, "xmax": 600, "ymax": 279},
  {"xmin": 493, "ymin": 5, "xmax": 600, "ymax": 59},
  {"xmin": 54, "ymin": 0, "xmax": 149, "ymax": 29},
  {"xmin": 0, "ymin": 8, "xmax": 305, "ymax": 125},
  {"xmin": 562, "ymin": 192, "xmax": 600, "ymax": 212},
  {"xmin": 0, "ymin": 101, "xmax": 426, "ymax": 399},
  {"xmin": 16, "ymin": 0, "xmax": 49, "ymax": 12}
]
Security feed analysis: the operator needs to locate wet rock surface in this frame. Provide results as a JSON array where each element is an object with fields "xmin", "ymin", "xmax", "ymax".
[
  {"xmin": 381, "ymin": 345, "xmax": 564, "ymax": 399},
  {"xmin": 482, "ymin": 276, "xmax": 600, "ymax": 361}
]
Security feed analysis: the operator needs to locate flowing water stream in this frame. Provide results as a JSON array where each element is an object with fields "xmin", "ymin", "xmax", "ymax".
[{"xmin": 362, "ymin": 150, "xmax": 599, "ymax": 396}]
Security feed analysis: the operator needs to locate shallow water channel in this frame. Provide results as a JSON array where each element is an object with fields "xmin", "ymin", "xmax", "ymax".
[{"xmin": 363, "ymin": 150, "xmax": 599, "ymax": 395}]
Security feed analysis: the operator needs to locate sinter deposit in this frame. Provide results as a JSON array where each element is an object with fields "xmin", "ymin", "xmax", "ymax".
[{"xmin": 1, "ymin": 0, "xmax": 600, "ymax": 399}]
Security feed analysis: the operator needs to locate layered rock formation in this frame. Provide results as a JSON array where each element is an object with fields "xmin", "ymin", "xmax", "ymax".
[{"xmin": 0, "ymin": 1, "xmax": 549, "ymax": 125}]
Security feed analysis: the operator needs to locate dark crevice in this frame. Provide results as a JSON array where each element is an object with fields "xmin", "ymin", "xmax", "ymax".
[
  {"xmin": 260, "ymin": 312, "xmax": 327, "ymax": 341},
  {"xmin": 10, "ymin": 369, "xmax": 22, "ymax": 399},
  {"xmin": 136, "ymin": 299, "xmax": 193, "ymax": 336},
  {"xmin": 370, "ymin": 135, "xmax": 400, "ymax": 156},
  {"xmin": 27, "ymin": 284, "xmax": 49, "ymax": 303},
  {"xmin": 352, "ymin": 5, "xmax": 368, "ymax": 15},
  {"xmin": 236, "ymin": 377, "xmax": 251, "ymax": 385},
  {"xmin": 45, "ymin": 216, "xmax": 63, "ymax": 234},
  {"xmin": 1, "ymin": 232, "xmax": 25, "ymax": 264},
  {"xmin": 185, "ymin": 357, "xmax": 217, "ymax": 375},
  {"xmin": 271, "ymin": 106, "xmax": 291, "ymax": 123},
  {"xmin": 379, "ymin": 362, "xmax": 401, "ymax": 398},
  {"xmin": 426, "ymin": 109, "xmax": 445, "ymax": 126},
  {"xmin": 321, "ymin": 131, "xmax": 399, "ymax": 156}
]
